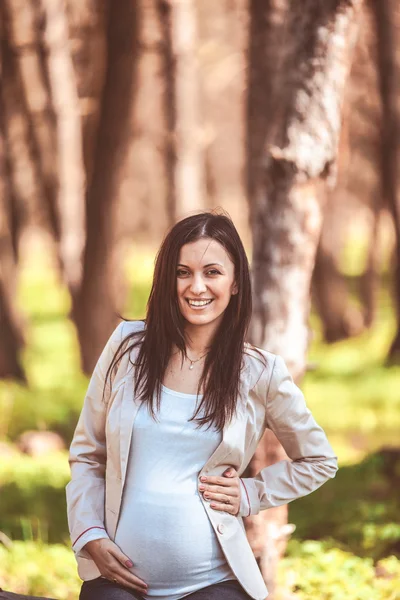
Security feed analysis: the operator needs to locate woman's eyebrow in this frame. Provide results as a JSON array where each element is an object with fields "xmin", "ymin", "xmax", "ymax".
[{"xmin": 177, "ymin": 262, "xmax": 224, "ymax": 269}]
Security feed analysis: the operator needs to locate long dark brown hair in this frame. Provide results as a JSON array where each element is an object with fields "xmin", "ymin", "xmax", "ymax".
[{"xmin": 105, "ymin": 210, "xmax": 262, "ymax": 431}]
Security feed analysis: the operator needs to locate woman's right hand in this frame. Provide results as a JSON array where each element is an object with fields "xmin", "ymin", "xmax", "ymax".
[{"xmin": 84, "ymin": 538, "xmax": 148, "ymax": 594}]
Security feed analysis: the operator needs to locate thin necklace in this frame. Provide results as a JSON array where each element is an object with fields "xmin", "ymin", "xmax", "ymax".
[{"xmin": 186, "ymin": 350, "xmax": 209, "ymax": 370}]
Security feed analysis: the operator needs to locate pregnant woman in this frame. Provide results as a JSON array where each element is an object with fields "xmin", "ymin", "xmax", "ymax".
[{"xmin": 66, "ymin": 211, "xmax": 338, "ymax": 600}]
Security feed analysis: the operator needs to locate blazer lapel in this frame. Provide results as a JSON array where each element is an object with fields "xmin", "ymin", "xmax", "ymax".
[
  {"xmin": 199, "ymin": 360, "xmax": 252, "ymax": 474},
  {"xmin": 119, "ymin": 368, "xmax": 139, "ymax": 484}
]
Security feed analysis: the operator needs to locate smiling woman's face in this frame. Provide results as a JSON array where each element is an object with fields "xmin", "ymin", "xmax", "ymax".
[{"xmin": 176, "ymin": 237, "xmax": 238, "ymax": 329}]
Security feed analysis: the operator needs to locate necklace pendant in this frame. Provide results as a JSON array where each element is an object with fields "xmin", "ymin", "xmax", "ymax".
[{"xmin": 189, "ymin": 364, "xmax": 194, "ymax": 370}]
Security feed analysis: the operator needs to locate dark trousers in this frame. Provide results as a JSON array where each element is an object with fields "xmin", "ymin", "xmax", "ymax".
[{"xmin": 79, "ymin": 577, "xmax": 252, "ymax": 600}]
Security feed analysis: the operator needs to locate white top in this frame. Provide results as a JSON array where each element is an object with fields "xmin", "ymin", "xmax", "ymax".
[
  {"xmin": 78, "ymin": 384, "xmax": 236, "ymax": 598},
  {"xmin": 114, "ymin": 384, "xmax": 235, "ymax": 598}
]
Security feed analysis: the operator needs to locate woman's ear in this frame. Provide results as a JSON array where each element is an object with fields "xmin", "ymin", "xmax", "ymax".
[{"xmin": 231, "ymin": 281, "xmax": 238, "ymax": 295}]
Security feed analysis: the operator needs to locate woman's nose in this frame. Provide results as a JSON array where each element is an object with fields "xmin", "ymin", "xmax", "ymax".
[{"xmin": 190, "ymin": 274, "xmax": 207, "ymax": 294}]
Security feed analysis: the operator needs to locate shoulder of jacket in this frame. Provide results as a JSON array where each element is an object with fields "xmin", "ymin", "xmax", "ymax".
[
  {"xmin": 243, "ymin": 343, "xmax": 277, "ymax": 391},
  {"xmin": 106, "ymin": 320, "xmax": 145, "ymax": 355},
  {"xmin": 120, "ymin": 319, "xmax": 146, "ymax": 338}
]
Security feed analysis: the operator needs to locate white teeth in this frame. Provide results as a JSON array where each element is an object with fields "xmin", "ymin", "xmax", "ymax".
[{"xmin": 187, "ymin": 299, "xmax": 213, "ymax": 307}]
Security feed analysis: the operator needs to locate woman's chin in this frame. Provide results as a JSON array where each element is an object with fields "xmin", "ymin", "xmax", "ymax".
[
  {"xmin": 184, "ymin": 314, "xmax": 212, "ymax": 326},
  {"xmin": 182, "ymin": 311, "xmax": 225, "ymax": 328}
]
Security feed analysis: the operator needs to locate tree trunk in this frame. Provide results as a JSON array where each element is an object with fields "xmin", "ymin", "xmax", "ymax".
[
  {"xmin": 1, "ymin": 18, "xmax": 32, "ymax": 259},
  {"xmin": 40, "ymin": 0, "xmax": 86, "ymax": 299},
  {"xmin": 160, "ymin": 0, "xmax": 206, "ymax": 220},
  {"xmin": 0, "ymin": 36, "xmax": 25, "ymax": 381},
  {"xmin": 4, "ymin": 0, "xmax": 60, "ymax": 239},
  {"xmin": 246, "ymin": 0, "xmax": 361, "ymax": 595},
  {"xmin": 74, "ymin": 0, "xmax": 139, "ymax": 374},
  {"xmin": 312, "ymin": 200, "xmax": 365, "ymax": 343},
  {"xmin": 197, "ymin": 0, "xmax": 248, "ymax": 220},
  {"xmin": 0, "ymin": 2, "xmax": 55, "ymax": 243},
  {"xmin": 156, "ymin": 0, "xmax": 177, "ymax": 224},
  {"xmin": 65, "ymin": 0, "xmax": 107, "ymax": 185},
  {"xmin": 370, "ymin": 0, "xmax": 400, "ymax": 363},
  {"xmin": 359, "ymin": 202, "xmax": 381, "ymax": 328}
]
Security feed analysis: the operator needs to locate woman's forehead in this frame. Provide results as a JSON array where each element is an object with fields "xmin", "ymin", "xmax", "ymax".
[{"xmin": 178, "ymin": 238, "xmax": 232, "ymax": 267}]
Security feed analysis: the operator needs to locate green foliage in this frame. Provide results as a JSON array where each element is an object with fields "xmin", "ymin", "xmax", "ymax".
[
  {"xmin": 278, "ymin": 540, "xmax": 400, "ymax": 600},
  {"xmin": 0, "ymin": 244, "xmax": 152, "ymax": 444},
  {"xmin": 0, "ymin": 541, "xmax": 81, "ymax": 599},
  {"xmin": 289, "ymin": 449, "xmax": 400, "ymax": 560},
  {"xmin": 306, "ymin": 286, "xmax": 400, "ymax": 466},
  {"xmin": 0, "ymin": 452, "xmax": 70, "ymax": 544},
  {"xmin": 0, "ymin": 540, "xmax": 399, "ymax": 600}
]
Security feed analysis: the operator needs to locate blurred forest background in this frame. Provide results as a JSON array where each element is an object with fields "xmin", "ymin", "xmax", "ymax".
[{"xmin": 1, "ymin": 0, "xmax": 400, "ymax": 598}]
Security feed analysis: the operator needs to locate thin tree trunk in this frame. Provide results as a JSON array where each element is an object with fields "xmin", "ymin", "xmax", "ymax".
[
  {"xmin": 74, "ymin": 0, "xmax": 139, "ymax": 374},
  {"xmin": 370, "ymin": 0, "xmax": 400, "ymax": 362},
  {"xmin": 4, "ymin": 0, "xmax": 60, "ymax": 239},
  {"xmin": 163, "ymin": 0, "xmax": 206, "ymax": 219},
  {"xmin": 313, "ymin": 203, "xmax": 365, "ymax": 342},
  {"xmin": 157, "ymin": 0, "xmax": 176, "ymax": 225},
  {"xmin": 246, "ymin": 0, "xmax": 361, "ymax": 594},
  {"xmin": 0, "ymin": 2, "xmax": 53, "ymax": 241},
  {"xmin": 359, "ymin": 202, "xmax": 381, "ymax": 328},
  {"xmin": 0, "ymin": 33, "xmax": 25, "ymax": 381},
  {"xmin": 65, "ymin": 0, "xmax": 107, "ymax": 186},
  {"xmin": 40, "ymin": 0, "xmax": 86, "ymax": 298},
  {"xmin": 1, "ymin": 21, "xmax": 30, "ymax": 259}
]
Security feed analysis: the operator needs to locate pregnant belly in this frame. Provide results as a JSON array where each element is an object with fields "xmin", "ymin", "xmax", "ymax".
[{"xmin": 114, "ymin": 489, "xmax": 230, "ymax": 590}]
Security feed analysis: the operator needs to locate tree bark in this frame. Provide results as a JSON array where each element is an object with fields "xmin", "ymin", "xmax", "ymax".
[
  {"xmin": 157, "ymin": 0, "xmax": 177, "ymax": 224},
  {"xmin": 370, "ymin": 0, "xmax": 400, "ymax": 363},
  {"xmin": 40, "ymin": 0, "xmax": 86, "ymax": 298},
  {"xmin": 0, "ymin": 32, "xmax": 26, "ymax": 381},
  {"xmin": 159, "ymin": 0, "xmax": 206, "ymax": 220},
  {"xmin": 0, "ymin": 2, "xmax": 56, "ymax": 243},
  {"xmin": 1, "ymin": 17, "xmax": 32, "ymax": 259},
  {"xmin": 4, "ymin": 0, "xmax": 60, "ymax": 239},
  {"xmin": 246, "ymin": 0, "xmax": 362, "ymax": 594},
  {"xmin": 0, "ymin": 202, "xmax": 25, "ymax": 382},
  {"xmin": 312, "ymin": 201, "xmax": 365, "ymax": 342},
  {"xmin": 65, "ymin": 0, "xmax": 107, "ymax": 185},
  {"xmin": 359, "ymin": 201, "xmax": 381, "ymax": 328},
  {"xmin": 74, "ymin": 0, "xmax": 139, "ymax": 374}
]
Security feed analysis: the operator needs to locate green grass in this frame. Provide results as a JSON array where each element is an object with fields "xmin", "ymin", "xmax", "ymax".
[
  {"xmin": 0, "ymin": 541, "xmax": 81, "ymax": 599},
  {"xmin": 288, "ymin": 449, "xmax": 400, "ymax": 560},
  {"xmin": 0, "ymin": 452, "xmax": 70, "ymax": 544},
  {"xmin": 0, "ymin": 539, "xmax": 398, "ymax": 599},
  {"xmin": 278, "ymin": 540, "xmax": 400, "ymax": 600},
  {"xmin": 305, "ymin": 287, "xmax": 400, "ymax": 465}
]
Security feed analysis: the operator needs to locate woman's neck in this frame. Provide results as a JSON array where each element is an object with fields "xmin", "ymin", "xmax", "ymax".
[{"xmin": 182, "ymin": 321, "xmax": 219, "ymax": 356}]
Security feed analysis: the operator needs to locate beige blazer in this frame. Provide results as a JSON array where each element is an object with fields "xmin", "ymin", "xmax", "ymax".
[{"xmin": 66, "ymin": 320, "xmax": 338, "ymax": 600}]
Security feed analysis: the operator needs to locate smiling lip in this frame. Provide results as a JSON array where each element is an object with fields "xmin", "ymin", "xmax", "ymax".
[{"xmin": 185, "ymin": 298, "xmax": 214, "ymax": 309}]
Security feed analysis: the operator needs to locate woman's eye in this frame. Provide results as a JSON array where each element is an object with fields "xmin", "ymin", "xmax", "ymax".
[{"xmin": 176, "ymin": 269, "xmax": 221, "ymax": 276}]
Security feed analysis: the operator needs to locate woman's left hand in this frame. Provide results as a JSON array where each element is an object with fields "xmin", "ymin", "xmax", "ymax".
[{"xmin": 198, "ymin": 467, "xmax": 240, "ymax": 515}]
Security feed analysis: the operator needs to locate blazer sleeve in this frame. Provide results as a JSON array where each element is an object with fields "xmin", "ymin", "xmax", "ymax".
[
  {"xmin": 239, "ymin": 354, "xmax": 338, "ymax": 516},
  {"xmin": 65, "ymin": 321, "xmax": 125, "ymax": 558}
]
